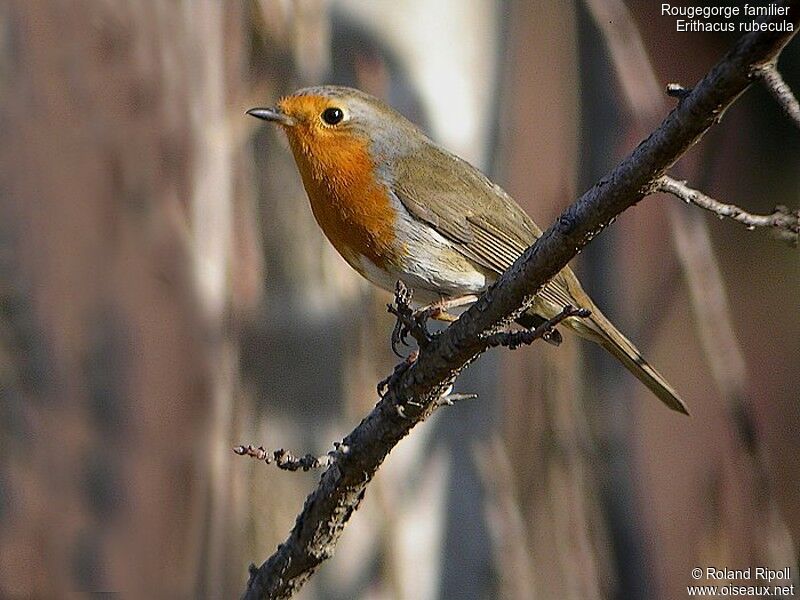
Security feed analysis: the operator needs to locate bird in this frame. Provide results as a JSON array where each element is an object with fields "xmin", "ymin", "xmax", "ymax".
[{"xmin": 247, "ymin": 86, "xmax": 688, "ymax": 414}]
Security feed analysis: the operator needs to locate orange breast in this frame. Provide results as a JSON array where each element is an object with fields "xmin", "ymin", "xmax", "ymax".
[{"xmin": 286, "ymin": 125, "xmax": 399, "ymax": 272}]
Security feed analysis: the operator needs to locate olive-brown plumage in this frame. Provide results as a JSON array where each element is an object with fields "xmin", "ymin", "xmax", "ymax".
[{"xmin": 248, "ymin": 86, "xmax": 689, "ymax": 414}]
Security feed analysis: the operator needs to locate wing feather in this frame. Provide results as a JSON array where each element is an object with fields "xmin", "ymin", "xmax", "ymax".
[
  {"xmin": 392, "ymin": 147, "xmax": 540, "ymax": 275},
  {"xmin": 391, "ymin": 145, "xmax": 584, "ymax": 313}
]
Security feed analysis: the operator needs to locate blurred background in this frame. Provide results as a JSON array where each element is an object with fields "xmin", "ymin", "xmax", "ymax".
[{"xmin": 1, "ymin": 1, "xmax": 798, "ymax": 598}]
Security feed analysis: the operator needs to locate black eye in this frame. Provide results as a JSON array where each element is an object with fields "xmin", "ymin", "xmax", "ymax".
[{"xmin": 321, "ymin": 107, "xmax": 344, "ymax": 125}]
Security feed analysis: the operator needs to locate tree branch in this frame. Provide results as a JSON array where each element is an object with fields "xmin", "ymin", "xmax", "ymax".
[
  {"xmin": 656, "ymin": 175, "xmax": 800, "ymax": 245},
  {"xmin": 481, "ymin": 305, "xmax": 589, "ymax": 349},
  {"xmin": 758, "ymin": 63, "xmax": 800, "ymax": 128},
  {"xmin": 241, "ymin": 5, "xmax": 800, "ymax": 599},
  {"xmin": 233, "ymin": 444, "xmax": 340, "ymax": 472}
]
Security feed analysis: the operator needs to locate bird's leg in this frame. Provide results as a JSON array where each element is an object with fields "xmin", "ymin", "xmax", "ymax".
[
  {"xmin": 397, "ymin": 295, "xmax": 477, "ymax": 355},
  {"xmin": 414, "ymin": 294, "xmax": 479, "ymax": 323},
  {"xmin": 387, "ymin": 284, "xmax": 477, "ymax": 355}
]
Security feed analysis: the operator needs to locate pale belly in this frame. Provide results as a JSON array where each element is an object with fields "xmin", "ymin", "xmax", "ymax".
[{"xmin": 351, "ymin": 209, "xmax": 490, "ymax": 306}]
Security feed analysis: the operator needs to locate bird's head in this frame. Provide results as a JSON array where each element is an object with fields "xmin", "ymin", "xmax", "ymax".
[{"xmin": 247, "ymin": 86, "xmax": 421, "ymax": 182}]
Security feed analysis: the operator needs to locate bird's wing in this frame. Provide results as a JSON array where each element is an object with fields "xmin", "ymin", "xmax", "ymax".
[{"xmin": 391, "ymin": 145, "xmax": 576, "ymax": 309}]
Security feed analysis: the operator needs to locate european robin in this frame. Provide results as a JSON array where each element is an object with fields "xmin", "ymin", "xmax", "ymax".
[{"xmin": 247, "ymin": 86, "xmax": 688, "ymax": 414}]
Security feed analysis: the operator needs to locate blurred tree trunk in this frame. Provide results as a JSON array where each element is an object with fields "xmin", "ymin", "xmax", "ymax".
[
  {"xmin": 494, "ymin": 1, "xmax": 612, "ymax": 598},
  {"xmin": 573, "ymin": 4, "xmax": 661, "ymax": 598},
  {"xmin": 0, "ymin": 1, "xmax": 251, "ymax": 596},
  {"xmin": 623, "ymin": 4, "xmax": 799, "ymax": 597},
  {"xmin": 240, "ymin": 3, "xmax": 404, "ymax": 599}
]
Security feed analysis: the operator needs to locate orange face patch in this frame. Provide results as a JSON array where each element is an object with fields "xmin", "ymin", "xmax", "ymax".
[{"xmin": 276, "ymin": 95, "xmax": 398, "ymax": 270}]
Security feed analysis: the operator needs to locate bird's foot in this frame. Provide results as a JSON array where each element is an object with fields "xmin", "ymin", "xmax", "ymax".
[
  {"xmin": 392, "ymin": 300, "xmax": 458, "ymax": 353},
  {"xmin": 387, "ymin": 282, "xmax": 478, "ymax": 356},
  {"xmin": 387, "ymin": 281, "xmax": 433, "ymax": 356}
]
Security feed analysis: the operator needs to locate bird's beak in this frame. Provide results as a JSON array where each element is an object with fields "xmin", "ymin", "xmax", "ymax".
[{"xmin": 246, "ymin": 107, "xmax": 296, "ymax": 126}]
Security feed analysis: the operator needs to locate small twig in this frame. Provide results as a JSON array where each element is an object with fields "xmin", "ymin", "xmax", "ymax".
[
  {"xmin": 387, "ymin": 280, "xmax": 433, "ymax": 356},
  {"xmin": 481, "ymin": 305, "xmax": 590, "ymax": 350},
  {"xmin": 233, "ymin": 444, "xmax": 345, "ymax": 471},
  {"xmin": 656, "ymin": 175, "xmax": 800, "ymax": 246},
  {"xmin": 436, "ymin": 392, "xmax": 478, "ymax": 407},
  {"xmin": 757, "ymin": 64, "xmax": 800, "ymax": 129},
  {"xmin": 666, "ymin": 82, "xmax": 692, "ymax": 99}
]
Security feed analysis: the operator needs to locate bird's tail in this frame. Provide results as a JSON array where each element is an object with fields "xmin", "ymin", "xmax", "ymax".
[{"xmin": 571, "ymin": 302, "xmax": 689, "ymax": 415}]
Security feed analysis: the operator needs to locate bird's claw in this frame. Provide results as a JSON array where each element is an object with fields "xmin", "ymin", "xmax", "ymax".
[
  {"xmin": 390, "ymin": 312, "xmax": 433, "ymax": 357},
  {"xmin": 387, "ymin": 281, "xmax": 433, "ymax": 357},
  {"xmin": 390, "ymin": 316, "xmax": 408, "ymax": 357}
]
